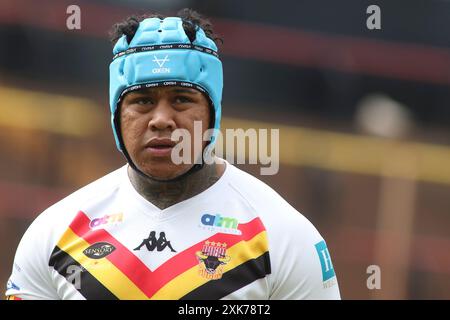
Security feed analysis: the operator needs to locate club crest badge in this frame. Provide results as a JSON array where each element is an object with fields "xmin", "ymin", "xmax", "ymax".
[{"xmin": 196, "ymin": 241, "xmax": 231, "ymax": 280}]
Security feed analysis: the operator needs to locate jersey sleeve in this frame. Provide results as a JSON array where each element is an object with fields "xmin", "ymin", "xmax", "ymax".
[
  {"xmin": 268, "ymin": 213, "xmax": 341, "ymax": 300},
  {"xmin": 5, "ymin": 213, "xmax": 59, "ymax": 300}
]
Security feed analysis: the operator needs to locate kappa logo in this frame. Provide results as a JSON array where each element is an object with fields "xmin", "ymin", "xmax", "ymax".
[
  {"xmin": 199, "ymin": 214, "xmax": 242, "ymax": 235},
  {"xmin": 152, "ymin": 55, "xmax": 170, "ymax": 73},
  {"xmin": 83, "ymin": 242, "xmax": 116, "ymax": 259},
  {"xmin": 134, "ymin": 231, "xmax": 176, "ymax": 252},
  {"xmin": 196, "ymin": 241, "xmax": 231, "ymax": 280}
]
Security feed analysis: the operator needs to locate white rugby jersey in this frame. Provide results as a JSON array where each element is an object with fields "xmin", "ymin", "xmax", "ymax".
[{"xmin": 5, "ymin": 161, "xmax": 340, "ymax": 300}]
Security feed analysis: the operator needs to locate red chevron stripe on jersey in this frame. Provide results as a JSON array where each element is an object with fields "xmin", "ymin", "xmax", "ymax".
[{"xmin": 67, "ymin": 210, "xmax": 267, "ymax": 298}]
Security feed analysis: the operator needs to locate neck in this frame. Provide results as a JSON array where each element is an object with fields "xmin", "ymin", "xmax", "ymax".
[{"xmin": 127, "ymin": 160, "xmax": 225, "ymax": 210}]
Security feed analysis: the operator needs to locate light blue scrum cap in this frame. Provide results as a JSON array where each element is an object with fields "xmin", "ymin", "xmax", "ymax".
[{"xmin": 109, "ymin": 17, "xmax": 223, "ymax": 153}]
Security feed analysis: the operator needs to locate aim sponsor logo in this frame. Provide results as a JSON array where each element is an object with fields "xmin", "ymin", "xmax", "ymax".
[
  {"xmin": 89, "ymin": 213, "xmax": 123, "ymax": 230},
  {"xmin": 199, "ymin": 213, "xmax": 242, "ymax": 235}
]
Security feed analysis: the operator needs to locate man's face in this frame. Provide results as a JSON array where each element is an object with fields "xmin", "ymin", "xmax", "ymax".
[{"xmin": 120, "ymin": 86, "xmax": 211, "ymax": 180}]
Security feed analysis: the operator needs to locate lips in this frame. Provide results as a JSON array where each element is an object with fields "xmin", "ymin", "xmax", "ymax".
[{"xmin": 145, "ymin": 138, "xmax": 176, "ymax": 157}]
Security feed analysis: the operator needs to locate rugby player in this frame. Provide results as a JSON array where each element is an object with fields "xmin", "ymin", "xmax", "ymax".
[{"xmin": 6, "ymin": 9, "xmax": 340, "ymax": 300}]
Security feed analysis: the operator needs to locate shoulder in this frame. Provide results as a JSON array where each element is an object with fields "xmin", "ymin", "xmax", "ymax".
[
  {"xmin": 16, "ymin": 165, "xmax": 127, "ymax": 261},
  {"xmin": 36, "ymin": 166, "xmax": 126, "ymax": 234},
  {"xmin": 222, "ymin": 163, "xmax": 340, "ymax": 299},
  {"xmin": 6, "ymin": 166, "xmax": 128, "ymax": 299},
  {"xmin": 223, "ymin": 162, "xmax": 323, "ymax": 262},
  {"xmin": 224, "ymin": 162, "xmax": 310, "ymax": 228}
]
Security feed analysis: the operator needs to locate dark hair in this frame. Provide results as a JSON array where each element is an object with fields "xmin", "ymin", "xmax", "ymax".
[{"xmin": 109, "ymin": 8, "xmax": 222, "ymax": 47}]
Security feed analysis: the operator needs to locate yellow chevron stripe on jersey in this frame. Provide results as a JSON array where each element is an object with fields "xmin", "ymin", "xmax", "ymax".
[
  {"xmin": 151, "ymin": 230, "xmax": 269, "ymax": 299},
  {"xmin": 53, "ymin": 217, "xmax": 269, "ymax": 300},
  {"xmin": 57, "ymin": 227, "xmax": 148, "ymax": 299}
]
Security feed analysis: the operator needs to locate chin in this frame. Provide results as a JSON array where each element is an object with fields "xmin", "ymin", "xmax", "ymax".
[{"xmin": 141, "ymin": 163, "xmax": 192, "ymax": 181}]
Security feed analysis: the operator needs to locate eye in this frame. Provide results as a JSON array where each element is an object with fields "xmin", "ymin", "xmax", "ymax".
[
  {"xmin": 174, "ymin": 96, "xmax": 193, "ymax": 104},
  {"xmin": 136, "ymin": 98, "xmax": 154, "ymax": 105}
]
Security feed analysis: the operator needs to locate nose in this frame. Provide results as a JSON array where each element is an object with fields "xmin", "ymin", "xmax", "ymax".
[{"xmin": 147, "ymin": 99, "xmax": 176, "ymax": 132}]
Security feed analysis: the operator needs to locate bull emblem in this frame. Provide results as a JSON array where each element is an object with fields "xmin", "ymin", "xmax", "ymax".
[
  {"xmin": 196, "ymin": 251, "xmax": 231, "ymax": 274},
  {"xmin": 196, "ymin": 241, "xmax": 230, "ymax": 280}
]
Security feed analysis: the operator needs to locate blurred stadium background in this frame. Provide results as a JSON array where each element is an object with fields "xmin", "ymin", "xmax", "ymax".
[{"xmin": 1, "ymin": 0, "xmax": 450, "ymax": 299}]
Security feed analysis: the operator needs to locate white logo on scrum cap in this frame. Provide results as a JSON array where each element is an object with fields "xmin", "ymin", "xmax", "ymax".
[{"xmin": 152, "ymin": 55, "xmax": 170, "ymax": 73}]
